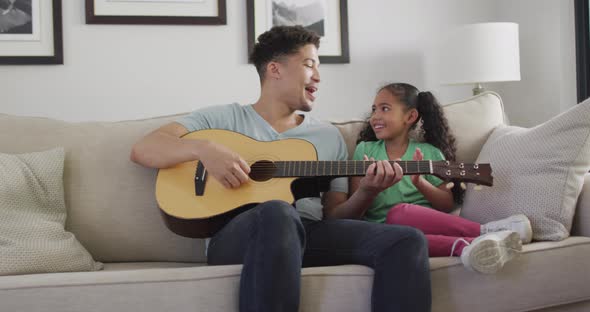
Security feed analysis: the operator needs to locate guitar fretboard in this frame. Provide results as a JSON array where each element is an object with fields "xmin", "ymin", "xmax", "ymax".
[{"xmin": 272, "ymin": 160, "xmax": 433, "ymax": 177}]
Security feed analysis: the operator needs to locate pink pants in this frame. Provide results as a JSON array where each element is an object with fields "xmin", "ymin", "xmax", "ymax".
[{"xmin": 386, "ymin": 203, "xmax": 482, "ymax": 257}]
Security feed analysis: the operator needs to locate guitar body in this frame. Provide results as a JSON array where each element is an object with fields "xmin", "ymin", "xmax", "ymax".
[{"xmin": 156, "ymin": 129, "xmax": 318, "ymax": 238}]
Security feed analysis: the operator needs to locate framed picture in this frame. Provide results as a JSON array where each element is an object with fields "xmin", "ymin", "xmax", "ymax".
[
  {"xmin": 247, "ymin": 0, "xmax": 349, "ymax": 64},
  {"xmin": 86, "ymin": 0, "xmax": 226, "ymax": 25},
  {"xmin": 575, "ymin": 0, "xmax": 589, "ymax": 102},
  {"xmin": 0, "ymin": 0, "xmax": 63, "ymax": 65}
]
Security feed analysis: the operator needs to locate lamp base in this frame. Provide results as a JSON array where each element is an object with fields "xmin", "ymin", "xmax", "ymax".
[{"xmin": 473, "ymin": 83, "xmax": 485, "ymax": 95}]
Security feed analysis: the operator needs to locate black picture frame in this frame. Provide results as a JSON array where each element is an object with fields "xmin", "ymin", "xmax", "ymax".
[
  {"xmin": 247, "ymin": 0, "xmax": 349, "ymax": 64},
  {"xmin": 0, "ymin": 0, "xmax": 63, "ymax": 65},
  {"xmin": 85, "ymin": 0, "xmax": 226, "ymax": 25},
  {"xmin": 575, "ymin": 0, "xmax": 589, "ymax": 102}
]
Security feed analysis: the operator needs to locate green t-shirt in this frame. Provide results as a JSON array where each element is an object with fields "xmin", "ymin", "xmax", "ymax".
[{"xmin": 352, "ymin": 139, "xmax": 445, "ymax": 223}]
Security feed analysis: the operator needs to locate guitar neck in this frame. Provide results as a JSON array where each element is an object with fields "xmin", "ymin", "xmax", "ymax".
[{"xmin": 273, "ymin": 160, "xmax": 434, "ymax": 177}]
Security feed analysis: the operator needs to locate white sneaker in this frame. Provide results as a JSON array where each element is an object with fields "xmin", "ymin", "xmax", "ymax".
[
  {"xmin": 481, "ymin": 214, "xmax": 533, "ymax": 244},
  {"xmin": 460, "ymin": 230, "xmax": 522, "ymax": 274}
]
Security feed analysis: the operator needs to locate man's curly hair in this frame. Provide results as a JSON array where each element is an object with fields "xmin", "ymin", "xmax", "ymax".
[
  {"xmin": 358, "ymin": 83, "xmax": 465, "ymax": 204},
  {"xmin": 249, "ymin": 25, "xmax": 320, "ymax": 81}
]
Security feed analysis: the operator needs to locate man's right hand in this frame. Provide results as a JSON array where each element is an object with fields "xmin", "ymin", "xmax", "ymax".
[
  {"xmin": 130, "ymin": 122, "xmax": 250, "ymax": 188},
  {"xmin": 198, "ymin": 141, "xmax": 251, "ymax": 189}
]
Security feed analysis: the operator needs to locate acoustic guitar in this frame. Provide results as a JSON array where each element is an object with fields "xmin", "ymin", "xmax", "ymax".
[{"xmin": 156, "ymin": 129, "xmax": 493, "ymax": 238}]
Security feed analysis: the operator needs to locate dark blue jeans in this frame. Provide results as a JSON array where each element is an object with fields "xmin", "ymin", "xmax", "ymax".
[{"xmin": 207, "ymin": 200, "xmax": 431, "ymax": 312}]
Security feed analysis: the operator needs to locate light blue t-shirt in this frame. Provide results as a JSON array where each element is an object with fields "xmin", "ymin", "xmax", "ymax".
[{"xmin": 175, "ymin": 103, "xmax": 349, "ymax": 223}]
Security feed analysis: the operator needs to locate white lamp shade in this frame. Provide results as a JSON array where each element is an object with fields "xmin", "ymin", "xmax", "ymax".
[{"xmin": 439, "ymin": 22, "xmax": 521, "ymax": 85}]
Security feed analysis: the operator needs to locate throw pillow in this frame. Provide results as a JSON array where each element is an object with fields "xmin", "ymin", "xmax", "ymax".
[
  {"xmin": 461, "ymin": 98, "xmax": 590, "ymax": 241},
  {"xmin": 0, "ymin": 148, "xmax": 103, "ymax": 275}
]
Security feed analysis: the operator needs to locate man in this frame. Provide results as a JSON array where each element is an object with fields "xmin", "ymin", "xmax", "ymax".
[{"xmin": 131, "ymin": 25, "xmax": 431, "ymax": 312}]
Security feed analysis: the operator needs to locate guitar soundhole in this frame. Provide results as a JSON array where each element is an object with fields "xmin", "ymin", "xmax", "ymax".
[{"xmin": 249, "ymin": 160, "xmax": 277, "ymax": 182}]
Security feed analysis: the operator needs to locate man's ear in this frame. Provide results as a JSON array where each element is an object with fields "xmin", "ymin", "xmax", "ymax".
[{"xmin": 266, "ymin": 61, "xmax": 281, "ymax": 80}]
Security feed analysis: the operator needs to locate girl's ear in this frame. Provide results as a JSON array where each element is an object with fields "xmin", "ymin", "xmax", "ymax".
[{"xmin": 406, "ymin": 108, "xmax": 419, "ymax": 125}]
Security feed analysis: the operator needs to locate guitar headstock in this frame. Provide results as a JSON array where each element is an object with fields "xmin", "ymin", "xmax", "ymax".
[{"xmin": 431, "ymin": 161, "xmax": 493, "ymax": 187}]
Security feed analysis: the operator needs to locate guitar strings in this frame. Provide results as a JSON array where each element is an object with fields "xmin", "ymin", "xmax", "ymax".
[
  {"xmin": 249, "ymin": 161, "xmax": 434, "ymax": 175},
  {"xmin": 247, "ymin": 161, "xmax": 460, "ymax": 177}
]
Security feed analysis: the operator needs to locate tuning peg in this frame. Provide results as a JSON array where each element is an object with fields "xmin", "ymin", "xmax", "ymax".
[
  {"xmin": 460, "ymin": 182, "xmax": 467, "ymax": 190},
  {"xmin": 473, "ymin": 185, "xmax": 483, "ymax": 191},
  {"xmin": 445, "ymin": 182, "xmax": 454, "ymax": 189}
]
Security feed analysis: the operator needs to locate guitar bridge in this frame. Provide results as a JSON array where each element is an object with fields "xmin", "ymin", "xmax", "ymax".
[{"xmin": 195, "ymin": 162, "xmax": 207, "ymax": 196}]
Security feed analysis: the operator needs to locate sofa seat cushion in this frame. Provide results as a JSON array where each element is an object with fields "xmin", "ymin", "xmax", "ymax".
[
  {"xmin": 431, "ymin": 236, "xmax": 590, "ymax": 312},
  {"xmin": 2, "ymin": 237, "xmax": 589, "ymax": 312},
  {"xmin": 0, "ymin": 263, "xmax": 373, "ymax": 312},
  {"xmin": 102, "ymin": 262, "xmax": 204, "ymax": 271}
]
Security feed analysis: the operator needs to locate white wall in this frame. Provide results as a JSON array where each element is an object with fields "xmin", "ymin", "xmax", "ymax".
[
  {"xmin": 0, "ymin": 0, "xmax": 577, "ymax": 126},
  {"xmin": 494, "ymin": 0, "xmax": 577, "ymax": 127}
]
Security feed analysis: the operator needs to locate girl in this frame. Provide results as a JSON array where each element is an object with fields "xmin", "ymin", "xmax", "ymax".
[{"xmin": 352, "ymin": 83, "xmax": 532, "ymax": 274}]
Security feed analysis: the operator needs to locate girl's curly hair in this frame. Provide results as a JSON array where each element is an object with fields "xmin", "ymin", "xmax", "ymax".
[{"xmin": 358, "ymin": 83, "xmax": 464, "ymax": 204}]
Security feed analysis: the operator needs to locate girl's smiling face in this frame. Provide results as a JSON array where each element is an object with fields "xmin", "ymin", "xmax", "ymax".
[{"xmin": 370, "ymin": 89, "xmax": 417, "ymax": 141}]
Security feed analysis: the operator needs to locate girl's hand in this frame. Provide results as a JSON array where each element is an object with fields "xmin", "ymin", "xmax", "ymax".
[
  {"xmin": 411, "ymin": 148, "xmax": 424, "ymax": 186},
  {"xmin": 359, "ymin": 155, "xmax": 403, "ymax": 196}
]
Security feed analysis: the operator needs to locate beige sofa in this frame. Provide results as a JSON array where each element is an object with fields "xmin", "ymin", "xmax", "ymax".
[{"xmin": 1, "ymin": 92, "xmax": 590, "ymax": 312}]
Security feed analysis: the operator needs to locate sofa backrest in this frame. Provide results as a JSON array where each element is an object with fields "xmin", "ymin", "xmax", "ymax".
[{"xmin": 0, "ymin": 92, "xmax": 505, "ymax": 263}]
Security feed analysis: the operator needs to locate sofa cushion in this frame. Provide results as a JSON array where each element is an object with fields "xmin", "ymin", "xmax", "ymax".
[
  {"xmin": 441, "ymin": 91, "xmax": 506, "ymax": 162},
  {"xmin": 0, "ymin": 114, "xmax": 206, "ymax": 263},
  {"xmin": 0, "ymin": 148, "xmax": 103, "ymax": 275},
  {"xmin": 461, "ymin": 98, "xmax": 590, "ymax": 241},
  {"xmin": 1, "ymin": 238, "xmax": 589, "ymax": 312},
  {"xmin": 331, "ymin": 120, "xmax": 365, "ymax": 159}
]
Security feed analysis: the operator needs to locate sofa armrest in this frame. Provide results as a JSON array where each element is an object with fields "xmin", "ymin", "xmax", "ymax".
[{"xmin": 572, "ymin": 173, "xmax": 590, "ymax": 237}]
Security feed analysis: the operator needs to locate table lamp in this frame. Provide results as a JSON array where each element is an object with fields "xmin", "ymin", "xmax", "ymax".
[{"xmin": 439, "ymin": 22, "xmax": 521, "ymax": 95}]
